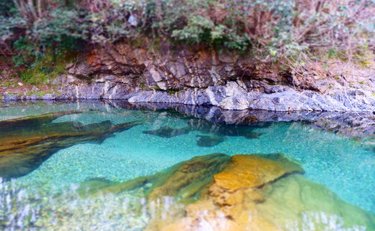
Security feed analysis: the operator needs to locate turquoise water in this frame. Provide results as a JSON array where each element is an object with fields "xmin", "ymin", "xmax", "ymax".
[{"xmin": 0, "ymin": 101, "xmax": 374, "ymax": 228}]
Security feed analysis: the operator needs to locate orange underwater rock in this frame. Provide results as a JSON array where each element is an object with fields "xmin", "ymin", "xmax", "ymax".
[
  {"xmin": 82, "ymin": 153, "xmax": 374, "ymax": 231},
  {"xmin": 214, "ymin": 154, "xmax": 304, "ymax": 191}
]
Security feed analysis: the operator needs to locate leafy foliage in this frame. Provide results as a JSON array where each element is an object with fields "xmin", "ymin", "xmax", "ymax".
[
  {"xmin": 0, "ymin": 0, "xmax": 374, "ymax": 83},
  {"xmin": 19, "ymin": 50, "xmax": 73, "ymax": 84},
  {"xmin": 0, "ymin": 1, "xmax": 16, "ymax": 16},
  {"xmin": 0, "ymin": 16, "xmax": 26, "ymax": 42}
]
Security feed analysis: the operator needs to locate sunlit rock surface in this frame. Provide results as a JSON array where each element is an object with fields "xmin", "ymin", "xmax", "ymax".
[{"xmin": 213, "ymin": 154, "xmax": 303, "ymax": 190}]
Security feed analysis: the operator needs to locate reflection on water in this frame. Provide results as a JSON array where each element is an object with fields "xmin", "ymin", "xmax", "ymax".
[{"xmin": 0, "ymin": 101, "xmax": 374, "ymax": 230}]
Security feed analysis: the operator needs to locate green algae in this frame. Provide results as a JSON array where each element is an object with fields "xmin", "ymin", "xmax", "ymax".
[{"xmin": 257, "ymin": 174, "xmax": 375, "ymax": 230}]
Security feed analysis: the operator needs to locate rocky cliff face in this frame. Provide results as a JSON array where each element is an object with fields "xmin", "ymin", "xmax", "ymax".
[{"xmin": 5, "ymin": 41, "xmax": 375, "ymax": 112}]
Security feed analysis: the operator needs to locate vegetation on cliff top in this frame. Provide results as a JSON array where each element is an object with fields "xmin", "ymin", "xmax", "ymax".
[{"xmin": 0, "ymin": 0, "xmax": 374, "ymax": 83}]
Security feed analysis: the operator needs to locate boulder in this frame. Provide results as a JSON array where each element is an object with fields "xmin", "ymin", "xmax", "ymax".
[
  {"xmin": 213, "ymin": 154, "xmax": 303, "ymax": 190},
  {"xmin": 79, "ymin": 153, "xmax": 375, "ymax": 231}
]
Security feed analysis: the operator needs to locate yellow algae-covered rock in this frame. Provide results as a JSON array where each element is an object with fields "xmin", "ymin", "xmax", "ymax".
[
  {"xmin": 147, "ymin": 153, "xmax": 230, "ymax": 202},
  {"xmin": 85, "ymin": 153, "xmax": 300, "ymax": 202},
  {"xmin": 143, "ymin": 154, "xmax": 304, "ymax": 231},
  {"xmin": 202, "ymin": 153, "xmax": 304, "ymax": 226},
  {"xmin": 214, "ymin": 154, "xmax": 304, "ymax": 191},
  {"xmin": 81, "ymin": 153, "xmax": 231, "ymax": 203},
  {"xmin": 161, "ymin": 175, "xmax": 375, "ymax": 231},
  {"xmin": 85, "ymin": 153, "xmax": 374, "ymax": 231},
  {"xmin": 254, "ymin": 174, "xmax": 375, "ymax": 230}
]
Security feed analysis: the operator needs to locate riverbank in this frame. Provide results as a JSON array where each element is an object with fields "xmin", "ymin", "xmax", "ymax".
[{"xmin": 1, "ymin": 41, "xmax": 375, "ymax": 112}]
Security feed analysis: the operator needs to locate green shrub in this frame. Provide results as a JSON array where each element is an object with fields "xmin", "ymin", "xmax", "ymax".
[
  {"xmin": 1, "ymin": 0, "xmax": 374, "ymax": 80},
  {"xmin": 0, "ymin": 1, "xmax": 16, "ymax": 16},
  {"xmin": 19, "ymin": 51, "xmax": 74, "ymax": 85}
]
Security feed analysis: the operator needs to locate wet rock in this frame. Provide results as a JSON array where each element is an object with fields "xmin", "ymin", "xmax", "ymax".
[
  {"xmin": 7, "ymin": 77, "xmax": 375, "ymax": 112},
  {"xmin": 42, "ymin": 94, "xmax": 55, "ymax": 100},
  {"xmin": 124, "ymin": 80, "xmax": 375, "ymax": 112},
  {"xmin": 2, "ymin": 94, "xmax": 20, "ymax": 101}
]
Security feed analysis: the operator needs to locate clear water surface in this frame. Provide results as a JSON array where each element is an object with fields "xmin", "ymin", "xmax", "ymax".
[{"xmin": 0, "ymin": 101, "xmax": 374, "ymax": 230}]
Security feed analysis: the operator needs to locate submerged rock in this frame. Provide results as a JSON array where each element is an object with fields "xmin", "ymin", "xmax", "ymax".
[
  {"xmin": 83, "ymin": 153, "xmax": 374, "ymax": 230},
  {"xmin": 218, "ymin": 122, "xmax": 268, "ymax": 138},
  {"xmin": 196, "ymin": 135, "xmax": 225, "ymax": 147},
  {"xmin": 256, "ymin": 175, "xmax": 375, "ymax": 230},
  {"xmin": 81, "ymin": 153, "xmax": 231, "ymax": 203},
  {"xmin": 83, "ymin": 153, "xmax": 301, "ymax": 201},
  {"xmin": 190, "ymin": 120, "xmax": 267, "ymax": 140},
  {"xmin": 143, "ymin": 126, "xmax": 191, "ymax": 138},
  {"xmin": 213, "ymin": 154, "xmax": 303, "ymax": 190},
  {"xmin": 164, "ymin": 174, "xmax": 375, "ymax": 231},
  {"xmin": 0, "ymin": 112, "xmax": 141, "ymax": 179}
]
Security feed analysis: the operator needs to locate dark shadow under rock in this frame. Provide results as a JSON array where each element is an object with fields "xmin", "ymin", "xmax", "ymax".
[
  {"xmin": 0, "ymin": 112, "xmax": 141, "ymax": 179},
  {"xmin": 367, "ymin": 146, "xmax": 375, "ymax": 153},
  {"xmin": 187, "ymin": 119, "xmax": 268, "ymax": 140},
  {"xmin": 242, "ymin": 131, "xmax": 263, "ymax": 139},
  {"xmin": 196, "ymin": 135, "xmax": 226, "ymax": 147},
  {"xmin": 143, "ymin": 126, "xmax": 191, "ymax": 138},
  {"xmin": 213, "ymin": 125, "xmax": 264, "ymax": 139}
]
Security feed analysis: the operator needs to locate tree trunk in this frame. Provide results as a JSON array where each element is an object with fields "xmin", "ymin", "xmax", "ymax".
[
  {"xmin": 27, "ymin": 0, "xmax": 37, "ymax": 21},
  {"xmin": 36, "ymin": 0, "xmax": 43, "ymax": 18}
]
